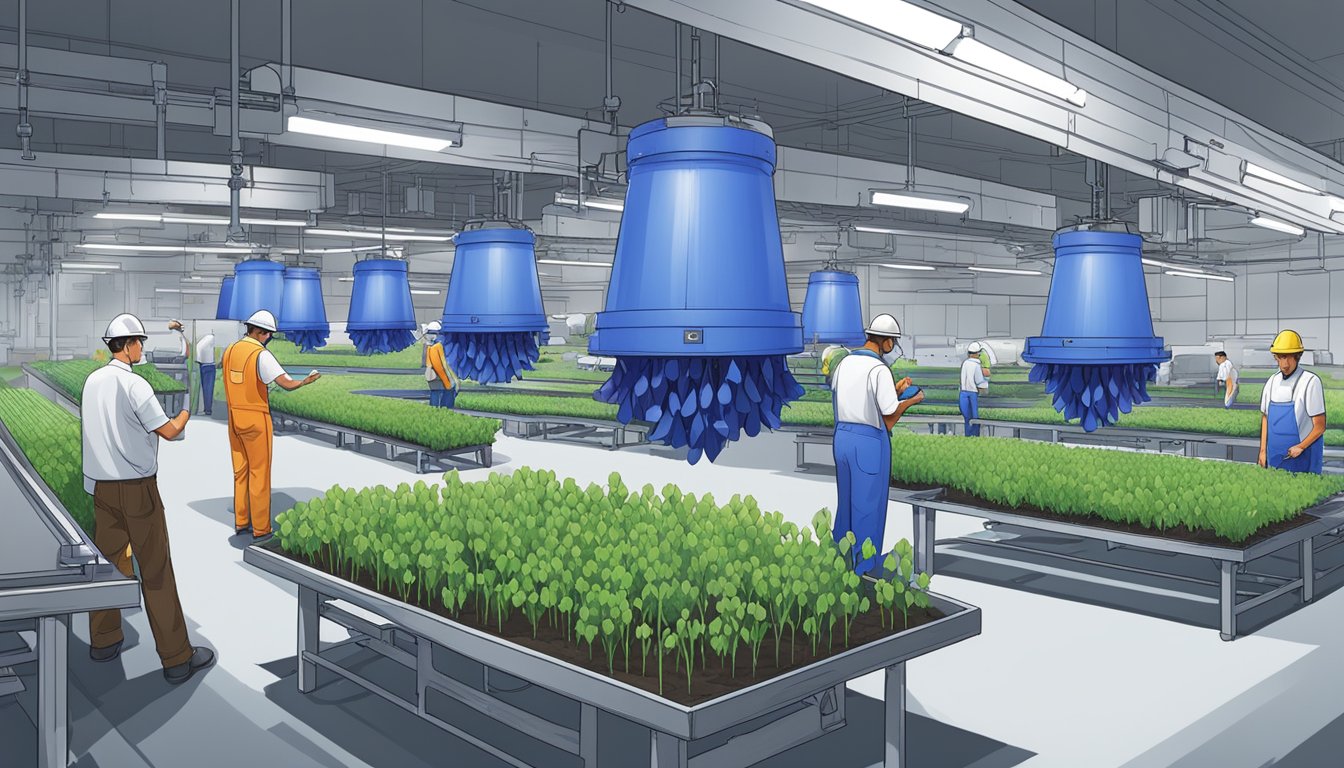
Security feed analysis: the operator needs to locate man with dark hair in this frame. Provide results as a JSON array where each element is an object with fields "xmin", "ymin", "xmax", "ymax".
[
  {"xmin": 81, "ymin": 313, "xmax": 214, "ymax": 684},
  {"xmin": 1214, "ymin": 351, "xmax": 1238, "ymax": 409},
  {"xmin": 1259, "ymin": 330, "xmax": 1326, "ymax": 474}
]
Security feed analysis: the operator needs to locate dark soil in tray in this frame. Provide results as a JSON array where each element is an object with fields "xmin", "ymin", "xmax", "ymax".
[
  {"xmin": 890, "ymin": 481, "xmax": 1314, "ymax": 548},
  {"xmin": 275, "ymin": 546, "xmax": 944, "ymax": 706}
]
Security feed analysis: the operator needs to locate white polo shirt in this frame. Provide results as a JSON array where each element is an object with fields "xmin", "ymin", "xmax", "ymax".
[
  {"xmin": 1217, "ymin": 359, "xmax": 1238, "ymax": 384},
  {"xmin": 960, "ymin": 358, "xmax": 988, "ymax": 392},
  {"xmin": 195, "ymin": 333, "xmax": 216, "ymax": 365},
  {"xmin": 832, "ymin": 352, "xmax": 900, "ymax": 429},
  {"xmin": 82, "ymin": 359, "xmax": 170, "ymax": 492},
  {"xmin": 255, "ymin": 347, "xmax": 286, "ymax": 384},
  {"xmin": 1260, "ymin": 367, "xmax": 1325, "ymax": 442}
]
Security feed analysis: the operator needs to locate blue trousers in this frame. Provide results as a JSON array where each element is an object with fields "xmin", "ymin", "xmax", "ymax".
[
  {"xmin": 199, "ymin": 363, "xmax": 216, "ymax": 415},
  {"xmin": 959, "ymin": 390, "xmax": 980, "ymax": 436},
  {"xmin": 832, "ymin": 422, "xmax": 891, "ymax": 575},
  {"xmin": 428, "ymin": 385, "xmax": 458, "ymax": 409}
]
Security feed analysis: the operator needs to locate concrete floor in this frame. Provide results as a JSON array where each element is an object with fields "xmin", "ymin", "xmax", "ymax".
[{"xmin": 4, "ymin": 413, "xmax": 1344, "ymax": 767}]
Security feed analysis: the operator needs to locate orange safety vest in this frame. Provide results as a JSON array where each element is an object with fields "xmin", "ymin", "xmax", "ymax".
[
  {"xmin": 425, "ymin": 342, "xmax": 454, "ymax": 390},
  {"xmin": 222, "ymin": 337, "xmax": 271, "ymax": 413}
]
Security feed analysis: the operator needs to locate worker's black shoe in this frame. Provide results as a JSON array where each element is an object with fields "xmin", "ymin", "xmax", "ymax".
[
  {"xmin": 234, "ymin": 526, "xmax": 251, "ymax": 536},
  {"xmin": 164, "ymin": 647, "xmax": 214, "ymax": 685},
  {"xmin": 89, "ymin": 640, "xmax": 123, "ymax": 663},
  {"xmin": 251, "ymin": 532, "xmax": 274, "ymax": 545}
]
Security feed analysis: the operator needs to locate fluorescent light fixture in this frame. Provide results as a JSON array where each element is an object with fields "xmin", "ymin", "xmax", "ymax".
[
  {"xmin": 282, "ymin": 245, "xmax": 386, "ymax": 255},
  {"xmin": 1164, "ymin": 270, "xmax": 1233, "ymax": 283},
  {"xmin": 793, "ymin": 0, "xmax": 964, "ymax": 51},
  {"xmin": 185, "ymin": 245, "xmax": 265, "ymax": 254},
  {"xmin": 77, "ymin": 243, "xmax": 185, "ymax": 253},
  {"xmin": 946, "ymin": 37, "xmax": 1087, "ymax": 107},
  {"xmin": 968, "ymin": 265, "xmax": 1042, "ymax": 275},
  {"xmin": 410, "ymin": 289, "xmax": 441, "ymax": 295},
  {"xmin": 1330, "ymin": 196, "xmax": 1344, "ymax": 213},
  {"xmin": 243, "ymin": 217, "xmax": 308, "ymax": 227},
  {"xmin": 160, "ymin": 213, "xmax": 308, "ymax": 227},
  {"xmin": 60, "ymin": 261, "xmax": 121, "ymax": 271},
  {"xmin": 408, "ymin": 281, "xmax": 444, "ymax": 289},
  {"xmin": 288, "ymin": 114, "xmax": 456, "ymax": 152},
  {"xmin": 182, "ymin": 275, "xmax": 223, "ymax": 283},
  {"xmin": 869, "ymin": 190, "xmax": 971, "ymax": 214},
  {"xmin": 1249, "ymin": 216, "xmax": 1306, "ymax": 237},
  {"xmin": 155, "ymin": 288, "xmax": 181, "ymax": 293},
  {"xmin": 1243, "ymin": 163, "xmax": 1320, "ymax": 195},
  {"xmin": 854, "ymin": 225, "xmax": 914, "ymax": 235},
  {"xmin": 94, "ymin": 212, "xmax": 162, "ymax": 222},
  {"xmin": 1141, "ymin": 257, "xmax": 1181, "ymax": 269},
  {"xmin": 878, "ymin": 262, "xmax": 936, "ymax": 271},
  {"xmin": 338, "ymin": 277, "xmax": 355, "ymax": 282},
  {"xmin": 553, "ymin": 193, "xmax": 625, "ymax": 212},
  {"xmin": 306, "ymin": 228, "xmax": 453, "ymax": 242},
  {"xmin": 536, "ymin": 258, "xmax": 614, "ymax": 268}
]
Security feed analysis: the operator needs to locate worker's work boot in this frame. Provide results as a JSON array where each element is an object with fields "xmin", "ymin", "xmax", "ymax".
[
  {"xmin": 251, "ymin": 532, "xmax": 274, "ymax": 545},
  {"xmin": 164, "ymin": 647, "xmax": 215, "ymax": 685},
  {"xmin": 89, "ymin": 640, "xmax": 123, "ymax": 663}
]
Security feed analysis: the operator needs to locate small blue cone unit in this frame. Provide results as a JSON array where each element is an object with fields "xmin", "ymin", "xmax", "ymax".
[
  {"xmin": 231, "ymin": 260, "xmax": 285, "ymax": 324},
  {"xmin": 215, "ymin": 276, "xmax": 236, "ymax": 320},
  {"xmin": 440, "ymin": 225, "xmax": 546, "ymax": 383},
  {"xmin": 591, "ymin": 116, "xmax": 804, "ymax": 464},
  {"xmin": 346, "ymin": 258, "xmax": 416, "ymax": 355},
  {"xmin": 802, "ymin": 270, "xmax": 866, "ymax": 346},
  {"xmin": 1023, "ymin": 228, "xmax": 1169, "ymax": 431},
  {"xmin": 278, "ymin": 267, "xmax": 330, "ymax": 353}
]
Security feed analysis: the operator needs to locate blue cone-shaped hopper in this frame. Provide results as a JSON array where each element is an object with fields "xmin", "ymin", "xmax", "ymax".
[
  {"xmin": 231, "ymin": 260, "xmax": 285, "ymax": 324},
  {"xmin": 591, "ymin": 115, "xmax": 804, "ymax": 464},
  {"xmin": 1022, "ymin": 228, "xmax": 1170, "ymax": 431},
  {"xmin": 440, "ymin": 225, "xmax": 545, "ymax": 383},
  {"xmin": 279, "ymin": 267, "xmax": 330, "ymax": 353},
  {"xmin": 802, "ymin": 270, "xmax": 865, "ymax": 346},
  {"xmin": 347, "ymin": 259, "xmax": 416, "ymax": 355},
  {"xmin": 215, "ymin": 276, "xmax": 236, "ymax": 320}
]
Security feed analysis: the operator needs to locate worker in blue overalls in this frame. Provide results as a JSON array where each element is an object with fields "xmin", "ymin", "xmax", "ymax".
[
  {"xmin": 958, "ymin": 342, "xmax": 990, "ymax": 436},
  {"xmin": 830, "ymin": 314, "xmax": 924, "ymax": 574},
  {"xmin": 1258, "ymin": 330, "xmax": 1326, "ymax": 474}
]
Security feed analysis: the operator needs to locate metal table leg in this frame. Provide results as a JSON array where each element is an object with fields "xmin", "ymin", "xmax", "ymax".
[
  {"xmin": 1303, "ymin": 538, "xmax": 1315, "ymax": 603},
  {"xmin": 298, "ymin": 586, "xmax": 320, "ymax": 693},
  {"xmin": 1219, "ymin": 560, "xmax": 1237, "ymax": 641},
  {"xmin": 36, "ymin": 614, "xmax": 68, "ymax": 768},
  {"xmin": 884, "ymin": 662, "xmax": 906, "ymax": 768},
  {"xmin": 913, "ymin": 506, "xmax": 936, "ymax": 576},
  {"xmin": 797, "ymin": 438, "xmax": 805, "ymax": 470},
  {"xmin": 649, "ymin": 730, "xmax": 687, "ymax": 768},
  {"xmin": 580, "ymin": 703, "xmax": 598, "ymax": 767}
]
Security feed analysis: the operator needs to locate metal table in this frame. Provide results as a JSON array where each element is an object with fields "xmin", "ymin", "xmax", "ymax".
[
  {"xmin": 244, "ymin": 541, "xmax": 980, "ymax": 768},
  {"xmin": 892, "ymin": 486, "xmax": 1344, "ymax": 640},
  {"xmin": 455, "ymin": 408, "xmax": 649, "ymax": 451},
  {"xmin": 270, "ymin": 411, "xmax": 494, "ymax": 472},
  {"xmin": 0, "ymin": 419, "xmax": 140, "ymax": 767},
  {"xmin": 21, "ymin": 362, "xmax": 187, "ymax": 421}
]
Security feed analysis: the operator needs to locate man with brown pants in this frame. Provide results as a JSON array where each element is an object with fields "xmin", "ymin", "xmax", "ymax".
[{"xmin": 81, "ymin": 313, "xmax": 215, "ymax": 684}]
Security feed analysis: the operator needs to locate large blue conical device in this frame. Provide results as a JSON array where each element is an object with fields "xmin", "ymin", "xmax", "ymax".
[
  {"xmin": 231, "ymin": 260, "xmax": 285, "ymax": 324},
  {"xmin": 1023, "ymin": 227, "xmax": 1169, "ymax": 431},
  {"xmin": 215, "ymin": 276, "xmax": 236, "ymax": 320},
  {"xmin": 802, "ymin": 270, "xmax": 865, "ymax": 346},
  {"xmin": 278, "ymin": 267, "xmax": 330, "ymax": 353},
  {"xmin": 346, "ymin": 258, "xmax": 416, "ymax": 355},
  {"xmin": 591, "ymin": 115, "xmax": 804, "ymax": 464},
  {"xmin": 439, "ymin": 224, "xmax": 545, "ymax": 383}
]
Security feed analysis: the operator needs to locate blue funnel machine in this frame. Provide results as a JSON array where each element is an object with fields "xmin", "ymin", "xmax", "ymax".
[
  {"xmin": 1022, "ymin": 228, "xmax": 1169, "ymax": 431},
  {"xmin": 278, "ymin": 267, "xmax": 331, "ymax": 353},
  {"xmin": 215, "ymin": 276, "xmax": 236, "ymax": 320},
  {"xmin": 231, "ymin": 260, "xmax": 285, "ymax": 325},
  {"xmin": 346, "ymin": 258, "xmax": 417, "ymax": 355},
  {"xmin": 802, "ymin": 270, "xmax": 866, "ymax": 346},
  {"xmin": 439, "ymin": 224, "xmax": 546, "ymax": 383},
  {"xmin": 591, "ymin": 115, "xmax": 804, "ymax": 464}
]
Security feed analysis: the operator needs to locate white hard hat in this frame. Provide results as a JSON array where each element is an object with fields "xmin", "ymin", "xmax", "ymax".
[
  {"xmin": 425, "ymin": 320, "xmax": 442, "ymax": 333},
  {"xmin": 968, "ymin": 341, "xmax": 984, "ymax": 354},
  {"xmin": 102, "ymin": 313, "xmax": 147, "ymax": 343},
  {"xmin": 865, "ymin": 314, "xmax": 902, "ymax": 338},
  {"xmin": 243, "ymin": 309, "xmax": 278, "ymax": 332}
]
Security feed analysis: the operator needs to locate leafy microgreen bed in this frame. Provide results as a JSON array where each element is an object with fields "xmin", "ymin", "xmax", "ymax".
[
  {"xmin": 275, "ymin": 468, "xmax": 939, "ymax": 705},
  {"xmin": 266, "ymin": 339, "xmax": 424, "ymax": 370},
  {"xmin": 889, "ymin": 431, "xmax": 1344, "ymax": 543},
  {"xmin": 0, "ymin": 389, "xmax": 92, "ymax": 533},
  {"xmin": 30, "ymin": 359, "xmax": 185, "ymax": 404},
  {"xmin": 268, "ymin": 376, "xmax": 499, "ymax": 451}
]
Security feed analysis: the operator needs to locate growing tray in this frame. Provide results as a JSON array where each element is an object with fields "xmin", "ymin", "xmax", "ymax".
[
  {"xmin": 244, "ymin": 539, "xmax": 980, "ymax": 765},
  {"xmin": 270, "ymin": 411, "xmax": 493, "ymax": 472}
]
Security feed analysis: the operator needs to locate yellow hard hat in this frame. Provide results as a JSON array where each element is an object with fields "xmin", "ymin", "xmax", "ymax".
[{"xmin": 1270, "ymin": 329, "xmax": 1305, "ymax": 355}]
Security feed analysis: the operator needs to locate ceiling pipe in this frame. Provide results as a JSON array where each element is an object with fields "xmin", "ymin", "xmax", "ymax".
[
  {"xmin": 602, "ymin": 1, "xmax": 621, "ymax": 133},
  {"xmin": 227, "ymin": 0, "xmax": 246, "ymax": 242},
  {"xmin": 281, "ymin": 0, "xmax": 294, "ymax": 96},
  {"xmin": 16, "ymin": 0, "xmax": 33, "ymax": 160}
]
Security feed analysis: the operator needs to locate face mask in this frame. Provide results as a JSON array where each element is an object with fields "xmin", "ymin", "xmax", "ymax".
[
  {"xmin": 263, "ymin": 335, "xmax": 273, "ymax": 347},
  {"xmin": 882, "ymin": 341, "xmax": 903, "ymax": 366}
]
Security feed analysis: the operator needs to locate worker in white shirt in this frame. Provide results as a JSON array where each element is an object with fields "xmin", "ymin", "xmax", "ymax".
[
  {"xmin": 1215, "ymin": 351, "xmax": 1238, "ymax": 408},
  {"xmin": 222, "ymin": 310, "xmax": 320, "ymax": 542},
  {"xmin": 168, "ymin": 319, "xmax": 188, "ymax": 361},
  {"xmin": 82, "ymin": 313, "xmax": 215, "ymax": 684},
  {"xmin": 1258, "ymin": 330, "xmax": 1326, "ymax": 474},
  {"xmin": 959, "ymin": 342, "xmax": 991, "ymax": 437},
  {"xmin": 196, "ymin": 330, "xmax": 217, "ymax": 415},
  {"xmin": 830, "ymin": 314, "xmax": 924, "ymax": 574}
]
